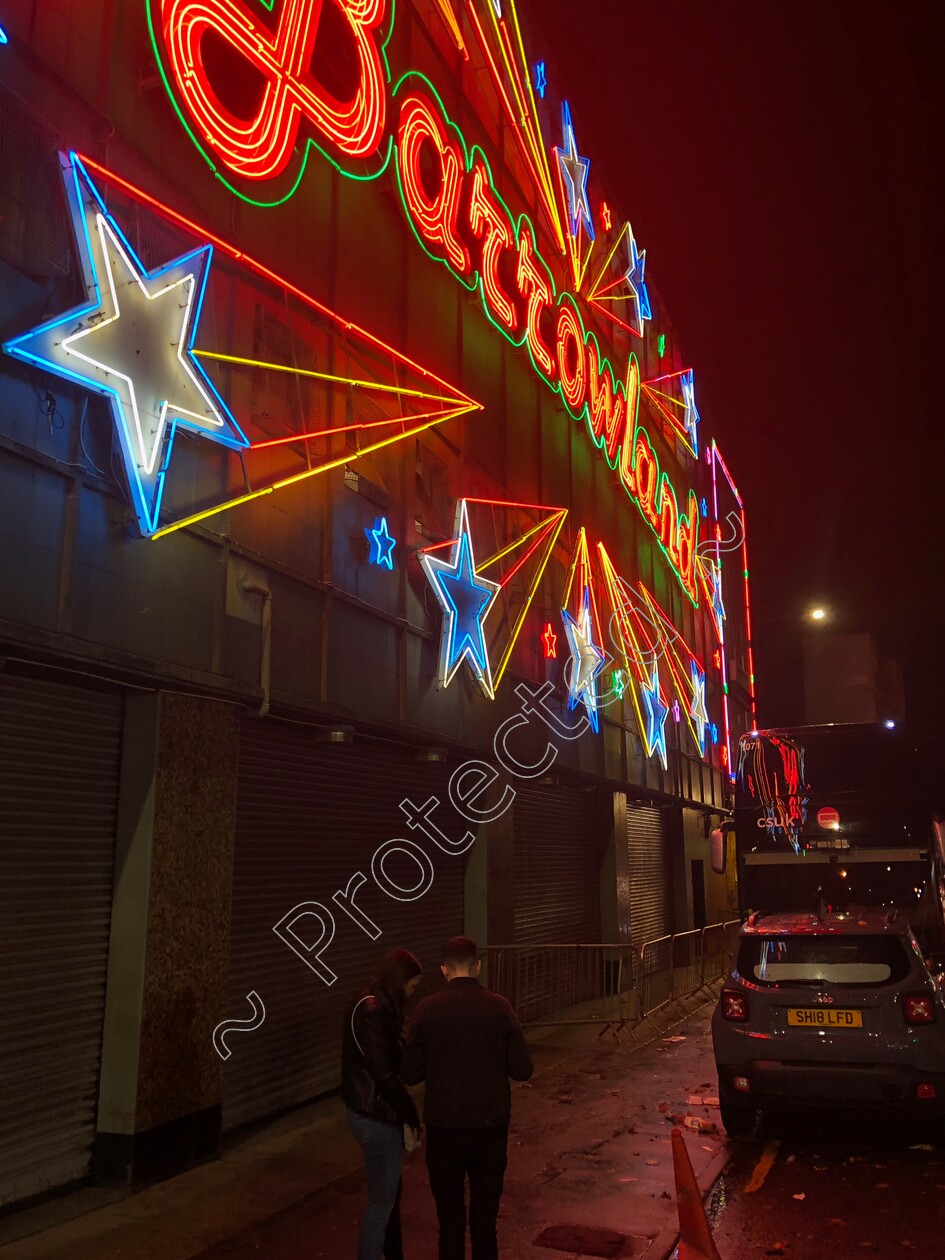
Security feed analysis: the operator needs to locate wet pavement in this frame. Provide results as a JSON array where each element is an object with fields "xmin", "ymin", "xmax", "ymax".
[
  {"xmin": 708, "ymin": 1108, "xmax": 945, "ymax": 1257},
  {"xmin": 0, "ymin": 995, "xmax": 730, "ymax": 1260},
  {"xmin": 191, "ymin": 1001, "xmax": 729, "ymax": 1260}
]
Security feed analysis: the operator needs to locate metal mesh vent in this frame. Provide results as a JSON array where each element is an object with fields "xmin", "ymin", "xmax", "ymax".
[
  {"xmin": 123, "ymin": 202, "xmax": 194, "ymax": 276},
  {"xmin": 0, "ymin": 84, "xmax": 72, "ymax": 277}
]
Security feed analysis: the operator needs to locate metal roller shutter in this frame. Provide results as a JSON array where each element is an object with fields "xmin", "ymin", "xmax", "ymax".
[
  {"xmin": 627, "ymin": 803, "xmax": 673, "ymax": 946},
  {"xmin": 0, "ymin": 675, "xmax": 123, "ymax": 1206},
  {"xmin": 223, "ymin": 718, "xmax": 465, "ymax": 1132},
  {"xmin": 514, "ymin": 784, "xmax": 601, "ymax": 944}
]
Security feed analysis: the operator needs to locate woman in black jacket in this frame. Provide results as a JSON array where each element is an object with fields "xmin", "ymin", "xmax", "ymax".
[{"xmin": 342, "ymin": 948, "xmax": 422, "ymax": 1260}]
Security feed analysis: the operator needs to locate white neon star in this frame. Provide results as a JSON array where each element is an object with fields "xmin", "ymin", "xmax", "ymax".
[
  {"xmin": 562, "ymin": 587, "xmax": 606, "ymax": 730},
  {"xmin": 63, "ymin": 215, "xmax": 225, "ymax": 477},
  {"xmin": 3, "ymin": 154, "xmax": 247, "ymax": 536}
]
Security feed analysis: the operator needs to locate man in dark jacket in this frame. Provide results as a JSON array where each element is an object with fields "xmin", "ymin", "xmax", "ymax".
[{"xmin": 402, "ymin": 935, "xmax": 533, "ymax": 1260}]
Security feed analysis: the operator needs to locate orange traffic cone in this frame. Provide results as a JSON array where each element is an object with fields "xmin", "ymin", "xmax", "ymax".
[{"xmin": 671, "ymin": 1126, "xmax": 722, "ymax": 1260}]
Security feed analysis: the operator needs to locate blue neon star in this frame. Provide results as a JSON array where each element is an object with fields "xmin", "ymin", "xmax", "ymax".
[
  {"xmin": 690, "ymin": 663, "xmax": 709, "ymax": 758},
  {"xmin": 681, "ymin": 369, "xmax": 700, "ymax": 453},
  {"xmin": 365, "ymin": 515, "xmax": 396, "ymax": 569},
  {"xmin": 561, "ymin": 585, "xmax": 606, "ymax": 732},
  {"xmin": 625, "ymin": 230, "xmax": 651, "ymax": 333},
  {"xmin": 556, "ymin": 102, "xmax": 595, "ymax": 241},
  {"xmin": 707, "ymin": 559, "xmax": 726, "ymax": 636},
  {"xmin": 2, "ymin": 153, "xmax": 247, "ymax": 536},
  {"xmin": 0, "ymin": 24, "xmax": 8, "ymax": 45},
  {"xmin": 642, "ymin": 663, "xmax": 669, "ymax": 769},
  {"xmin": 535, "ymin": 61, "xmax": 547, "ymax": 99},
  {"xmin": 420, "ymin": 506, "xmax": 499, "ymax": 699}
]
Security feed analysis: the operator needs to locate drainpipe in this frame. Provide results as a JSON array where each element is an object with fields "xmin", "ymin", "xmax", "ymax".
[{"xmin": 240, "ymin": 581, "xmax": 272, "ymax": 716}]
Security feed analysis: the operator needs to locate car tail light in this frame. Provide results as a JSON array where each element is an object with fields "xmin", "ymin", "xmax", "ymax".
[
  {"xmin": 917, "ymin": 1083, "xmax": 937, "ymax": 1100},
  {"xmin": 733, "ymin": 1075, "xmax": 751, "ymax": 1093},
  {"xmin": 721, "ymin": 990, "xmax": 749, "ymax": 1022},
  {"xmin": 903, "ymin": 995, "xmax": 936, "ymax": 1025}
]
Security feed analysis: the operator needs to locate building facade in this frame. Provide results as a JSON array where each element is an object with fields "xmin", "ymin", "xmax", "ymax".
[{"xmin": 0, "ymin": 1, "xmax": 754, "ymax": 1204}]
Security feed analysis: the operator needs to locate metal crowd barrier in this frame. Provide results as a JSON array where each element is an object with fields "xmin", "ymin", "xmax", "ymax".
[
  {"xmin": 482, "ymin": 920, "xmax": 741, "ymax": 1038},
  {"xmin": 480, "ymin": 943, "xmax": 640, "ymax": 1038},
  {"xmin": 637, "ymin": 920, "xmax": 742, "ymax": 1028}
]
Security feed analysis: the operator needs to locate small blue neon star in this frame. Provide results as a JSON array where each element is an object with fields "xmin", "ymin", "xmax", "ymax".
[
  {"xmin": 365, "ymin": 516, "xmax": 396, "ymax": 569},
  {"xmin": 642, "ymin": 663, "xmax": 669, "ymax": 769},
  {"xmin": 625, "ymin": 231, "xmax": 651, "ymax": 333},
  {"xmin": 556, "ymin": 102, "xmax": 595, "ymax": 241},
  {"xmin": 690, "ymin": 664, "xmax": 709, "ymax": 757},
  {"xmin": 709, "ymin": 561, "xmax": 726, "ymax": 636},
  {"xmin": 681, "ymin": 369, "xmax": 700, "ymax": 453},
  {"xmin": 534, "ymin": 61, "xmax": 547, "ymax": 98}
]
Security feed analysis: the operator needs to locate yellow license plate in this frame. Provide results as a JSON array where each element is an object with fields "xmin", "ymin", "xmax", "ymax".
[{"xmin": 787, "ymin": 1008, "xmax": 862, "ymax": 1028}]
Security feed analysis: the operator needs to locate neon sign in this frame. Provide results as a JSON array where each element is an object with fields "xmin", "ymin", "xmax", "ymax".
[
  {"xmin": 148, "ymin": 0, "xmax": 395, "ymax": 203},
  {"xmin": 366, "ymin": 516, "xmax": 396, "ymax": 569},
  {"xmin": 419, "ymin": 500, "xmax": 499, "ymax": 700},
  {"xmin": 3, "ymin": 153, "xmax": 248, "ymax": 535},
  {"xmin": 420, "ymin": 497, "xmax": 567, "ymax": 698},
  {"xmin": 2, "ymin": 152, "xmax": 480, "ymax": 539},
  {"xmin": 392, "ymin": 74, "xmax": 699, "ymax": 601},
  {"xmin": 141, "ymin": 2, "xmax": 736, "ymax": 609}
]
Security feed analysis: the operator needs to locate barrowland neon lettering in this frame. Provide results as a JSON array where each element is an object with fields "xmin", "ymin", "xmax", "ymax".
[
  {"xmin": 147, "ymin": 12, "xmax": 710, "ymax": 600},
  {"xmin": 148, "ymin": 0, "xmax": 397, "ymax": 202},
  {"xmin": 392, "ymin": 74, "xmax": 700, "ymax": 600}
]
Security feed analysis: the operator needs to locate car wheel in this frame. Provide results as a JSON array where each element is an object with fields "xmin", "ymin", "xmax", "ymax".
[{"xmin": 720, "ymin": 1100, "xmax": 755, "ymax": 1137}]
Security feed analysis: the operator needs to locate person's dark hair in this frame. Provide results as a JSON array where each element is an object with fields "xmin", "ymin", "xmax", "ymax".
[
  {"xmin": 441, "ymin": 935, "xmax": 479, "ymax": 968},
  {"xmin": 370, "ymin": 948, "xmax": 422, "ymax": 1016}
]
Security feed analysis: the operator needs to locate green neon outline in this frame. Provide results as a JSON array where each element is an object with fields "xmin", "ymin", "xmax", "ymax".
[
  {"xmin": 145, "ymin": 0, "xmax": 396, "ymax": 207},
  {"xmin": 391, "ymin": 72, "xmax": 479, "ymax": 296},
  {"xmin": 583, "ymin": 334, "xmax": 628, "ymax": 469},
  {"xmin": 390, "ymin": 72, "xmax": 700, "ymax": 603},
  {"xmin": 621, "ymin": 416, "xmax": 700, "ymax": 607},
  {"xmin": 466, "ymin": 144, "xmax": 528, "ymax": 349}
]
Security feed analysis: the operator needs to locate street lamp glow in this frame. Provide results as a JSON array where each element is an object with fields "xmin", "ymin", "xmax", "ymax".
[{"xmin": 809, "ymin": 607, "xmax": 827, "ymax": 622}]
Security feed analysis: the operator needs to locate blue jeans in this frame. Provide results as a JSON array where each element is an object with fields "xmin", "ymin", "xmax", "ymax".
[{"xmin": 346, "ymin": 1109, "xmax": 404, "ymax": 1260}]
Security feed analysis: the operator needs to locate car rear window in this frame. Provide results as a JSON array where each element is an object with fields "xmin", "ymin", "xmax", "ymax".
[{"xmin": 738, "ymin": 935, "xmax": 912, "ymax": 986}]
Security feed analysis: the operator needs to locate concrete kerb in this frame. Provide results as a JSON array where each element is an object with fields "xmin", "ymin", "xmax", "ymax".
[{"xmin": 651, "ymin": 1137, "xmax": 733, "ymax": 1260}]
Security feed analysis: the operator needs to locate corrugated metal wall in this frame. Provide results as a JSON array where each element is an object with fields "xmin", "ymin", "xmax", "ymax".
[
  {"xmin": 223, "ymin": 717, "xmax": 465, "ymax": 1131},
  {"xmin": 0, "ymin": 674, "xmax": 122, "ymax": 1206},
  {"xmin": 513, "ymin": 784, "xmax": 601, "ymax": 945},
  {"xmin": 628, "ymin": 803, "xmax": 674, "ymax": 946}
]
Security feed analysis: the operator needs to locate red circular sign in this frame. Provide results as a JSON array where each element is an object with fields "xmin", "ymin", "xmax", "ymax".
[{"xmin": 817, "ymin": 807, "xmax": 840, "ymax": 830}]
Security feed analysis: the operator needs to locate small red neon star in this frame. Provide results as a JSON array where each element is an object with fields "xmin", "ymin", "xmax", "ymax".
[
  {"xmin": 600, "ymin": 202, "xmax": 612, "ymax": 232},
  {"xmin": 542, "ymin": 622, "xmax": 557, "ymax": 659},
  {"xmin": 713, "ymin": 649, "xmax": 722, "ymax": 670}
]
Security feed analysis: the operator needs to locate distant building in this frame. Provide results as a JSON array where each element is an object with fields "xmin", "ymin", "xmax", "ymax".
[{"xmin": 803, "ymin": 632, "xmax": 905, "ymax": 726}]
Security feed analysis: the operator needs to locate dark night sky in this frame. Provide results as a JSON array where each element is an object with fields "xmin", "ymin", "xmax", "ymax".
[{"xmin": 538, "ymin": 1, "xmax": 944, "ymax": 735}]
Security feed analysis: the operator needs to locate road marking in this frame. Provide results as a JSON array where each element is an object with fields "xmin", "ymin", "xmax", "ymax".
[{"xmin": 744, "ymin": 1140, "xmax": 780, "ymax": 1194}]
